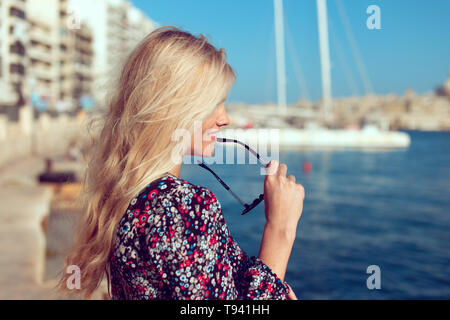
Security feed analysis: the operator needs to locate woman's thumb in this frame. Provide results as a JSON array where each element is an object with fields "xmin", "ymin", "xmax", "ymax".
[{"xmin": 265, "ymin": 160, "xmax": 279, "ymax": 176}]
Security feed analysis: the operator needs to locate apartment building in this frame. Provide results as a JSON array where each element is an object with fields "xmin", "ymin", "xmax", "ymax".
[
  {"xmin": 29, "ymin": 0, "xmax": 94, "ymax": 112},
  {"xmin": 26, "ymin": 0, "xmax": 59, "ymax": 110},
  {"xmin": 71, "ymin": 25, "xmax": 94, "ymax": 106},
  {"xmin": 69, "ymin": 0, "xmax": 157, "ymax": 107},
  {"xmin": 0, "ymin": 0, "xmax": 28, "ymax": 111},
  {"xmin": 0, "ymin": 0, "xmax": 153, "ymax": 114},
  {"xmin": 58, "ymin": 0, "xmax": 94, "ymax": 110}
]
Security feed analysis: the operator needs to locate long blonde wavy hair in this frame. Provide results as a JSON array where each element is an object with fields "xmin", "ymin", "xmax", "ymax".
[{"xmin": 57, "ymin": 26, "xmax": 236, "ymax": 299}]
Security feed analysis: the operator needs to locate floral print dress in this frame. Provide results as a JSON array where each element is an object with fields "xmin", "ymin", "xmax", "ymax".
[{"xmin": 110, "ymin": 173, "xmax": 290, "ymax": 300}]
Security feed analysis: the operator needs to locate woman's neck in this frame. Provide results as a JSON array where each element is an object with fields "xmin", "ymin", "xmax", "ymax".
[{"xmin": 168, "ymin": 163, "xmax": 182, "ymax": 178}]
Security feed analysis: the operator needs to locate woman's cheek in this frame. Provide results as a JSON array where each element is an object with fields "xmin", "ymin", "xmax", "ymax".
[{"xmin": 202, "ymin": 140, "xmax": 215, "ymax": 157}]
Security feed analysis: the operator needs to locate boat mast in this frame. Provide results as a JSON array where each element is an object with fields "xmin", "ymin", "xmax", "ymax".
[
  {"xmin": 273, "ymin": 0, "xmax": 287, "ymax": 114},
  {"xmin": 316, "ymin": 0, "xmax": 332, "ymax": 121}
]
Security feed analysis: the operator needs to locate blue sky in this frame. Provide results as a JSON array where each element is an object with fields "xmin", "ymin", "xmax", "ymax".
[{"xmin": 131, "ymin": 0, "xmax": 450, "ymax": 104}]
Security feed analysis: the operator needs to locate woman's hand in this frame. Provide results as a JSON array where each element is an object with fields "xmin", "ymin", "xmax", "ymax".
[
  {"xmin": 263, "ymin": 160, "xmax": 305, "ymax": 236},
  {"xmin": 258, "ymin": 160, "xmax": 305, "ymax": 283},
  {"xmin": 286, "ymin": 283, "xmax": 298, "ymax": 300}
]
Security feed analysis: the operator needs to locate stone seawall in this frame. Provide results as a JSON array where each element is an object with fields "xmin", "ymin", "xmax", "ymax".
[{"xmin": 0, "ymin": 106, "xmax": 92, "ymax": 168}]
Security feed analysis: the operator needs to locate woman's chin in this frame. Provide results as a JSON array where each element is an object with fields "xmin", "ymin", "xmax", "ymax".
[
  {"xmin": 202, "ymin": 150, "xmax": 215, "ymax": 158},
  {"xmin": 202, "ymin": 143, "xmax": 216, "ymax": 157}
]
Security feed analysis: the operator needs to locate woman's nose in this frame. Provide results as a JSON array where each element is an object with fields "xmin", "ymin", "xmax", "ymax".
[{"xmin": 217, "ymin": 110, "xmax": 230, "ymax": 127}]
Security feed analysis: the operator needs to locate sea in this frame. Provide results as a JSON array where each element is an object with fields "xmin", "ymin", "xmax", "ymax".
[
  {"xmin": 45, "ymin": 131, "xmax": 450, "ymax": 299},
  {"xmin": 180, "ymin": 130, "xmax": 450, "ymax": 299}
]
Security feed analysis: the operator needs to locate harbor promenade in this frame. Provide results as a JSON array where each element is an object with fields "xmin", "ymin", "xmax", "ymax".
[
  {"xmin": 0, "ymin": 108, "xmax": 106, "ymax": 299},
  {"xmin": 0, "ymin": 155, "xmax": 59, "ymax": 299},
  {"xmin": 0, "ymin": 155, "xmax": 109, "ymax": 299}
]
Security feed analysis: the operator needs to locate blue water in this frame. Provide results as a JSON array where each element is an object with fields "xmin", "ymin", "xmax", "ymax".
[{"xmin": 180, "ymin": 131, "xmax": 450, "ymax": 299}]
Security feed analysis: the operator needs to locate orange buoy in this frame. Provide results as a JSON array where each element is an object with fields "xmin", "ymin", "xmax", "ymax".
[
  {"xmin": 243, "ymin": 121, "xmax": 254, "ymax": 129},
  {"xmin": 303, "ymin": 161, "xmax": 312, "ymax": 174}
]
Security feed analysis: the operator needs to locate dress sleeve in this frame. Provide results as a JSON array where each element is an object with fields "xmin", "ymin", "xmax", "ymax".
[
  {"xmin": 228, "ymin": 232, "xmax": 290, "ymax": 300},
  {"xmin": 144, "ymin": 181, "xmax": 290, "ymax": 300}
]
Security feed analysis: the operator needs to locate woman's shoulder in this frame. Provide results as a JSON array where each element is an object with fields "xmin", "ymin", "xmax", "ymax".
[
  {"xmin": 150, "ymin": 173, "xmax": 222, "ymax": 220},
  {"xmin": 127, "ymin": 173, "xmax": 215, "ymax": 206},
  {"xmin": 117, "ymin": 173, "xmax": 221, "ymax": 237},
  {"xmin": 143, "ymin": 173, "xmax": 219, "ymax": 209}
]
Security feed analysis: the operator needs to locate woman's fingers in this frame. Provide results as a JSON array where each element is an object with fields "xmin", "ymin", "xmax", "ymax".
[
  {"xmin": 286, "ymin": 283, "xmax": 298, "ymax": 300},
  {"xmin": 277, "ymin": 163, "xmax": 287, "ymax": 177},
  {"xmin": 287, "ymin": 174, "xmax": 296, "ymax": 183},
  {"xmin": 265, "ymin": 160, "xmax": 279, "ymax": 176}
]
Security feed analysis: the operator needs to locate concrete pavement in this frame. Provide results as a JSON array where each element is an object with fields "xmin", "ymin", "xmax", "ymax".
[{"xmin": 0, "ymin": 155, "xmax": 106, "ymax": 299}]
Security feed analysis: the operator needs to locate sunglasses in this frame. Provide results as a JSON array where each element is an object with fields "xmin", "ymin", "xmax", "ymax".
[{"xmin": 196, "ymin": 137, "xmax": 269, "ymax": 215}]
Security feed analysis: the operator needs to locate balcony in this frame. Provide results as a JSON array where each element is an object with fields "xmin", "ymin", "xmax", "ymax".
[
  {"xmin": 59, "ymin": 0, "xmax": 68, "ymax": 12},
  {"xmin": 27, "ymin": 46, "xmax": 53, "ymax": 65},
  {"xmin": 29, "ymin": 29, "xmax": 53, "ymax": 47},
  {"xmin": 10, "ymin": 73, "xmax": 25, "ymax": 83},
  {"xmin": 60, "ymin": 63, "xmax": 72, "ymax": 76},
  {"xmin": 60, "ymin": 80, "xmax": 72, "ymax": 93},
  {"xmin": 8, "ymin": 53, "xmax": 26, "ymax": 65},
  {"xmin": 73, "ymin": 63, "xmax": 92, "ymax": 79},
  {"xmin": 10, "ymin": 0, "xmax": 26, "ymax": 10},
  {"xmin": 30, "ymin": 64, "xmax": 54, "ymax": 82}
]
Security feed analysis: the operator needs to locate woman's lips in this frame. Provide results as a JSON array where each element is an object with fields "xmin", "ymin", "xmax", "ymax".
[{"xmin": 206, "ymin": 130, "xmax": 219, "ymax": 142}]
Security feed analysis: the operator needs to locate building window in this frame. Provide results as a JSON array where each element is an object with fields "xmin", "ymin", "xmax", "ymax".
[
  {"xmin": 9, "ymin": 7, "xmax": 25, "ymax": 19},
  {"xmin": 10, "ymin": 41, "xmax": 25, "ymax": 56},
  {"xmin": 10, "ymin": 63, "xmax": 25, "ymax": 75}
]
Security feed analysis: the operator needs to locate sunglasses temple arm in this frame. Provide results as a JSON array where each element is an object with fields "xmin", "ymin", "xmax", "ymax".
[
  {"xmin": 196, "ymin": 162, "xmax": 246, "ymax": 207},
  {"xmin": 241, "ymin": 193, "xmax": 265, "ymax": 215},
  {"xmin": 216, "ymin": 138, "xmax": 269, "ymax": 166}
]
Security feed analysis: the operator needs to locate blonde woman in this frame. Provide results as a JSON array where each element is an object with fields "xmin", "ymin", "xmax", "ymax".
[{"xmin": 58, "ymin": 26, "xmax": 304, "ymax": 300}]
